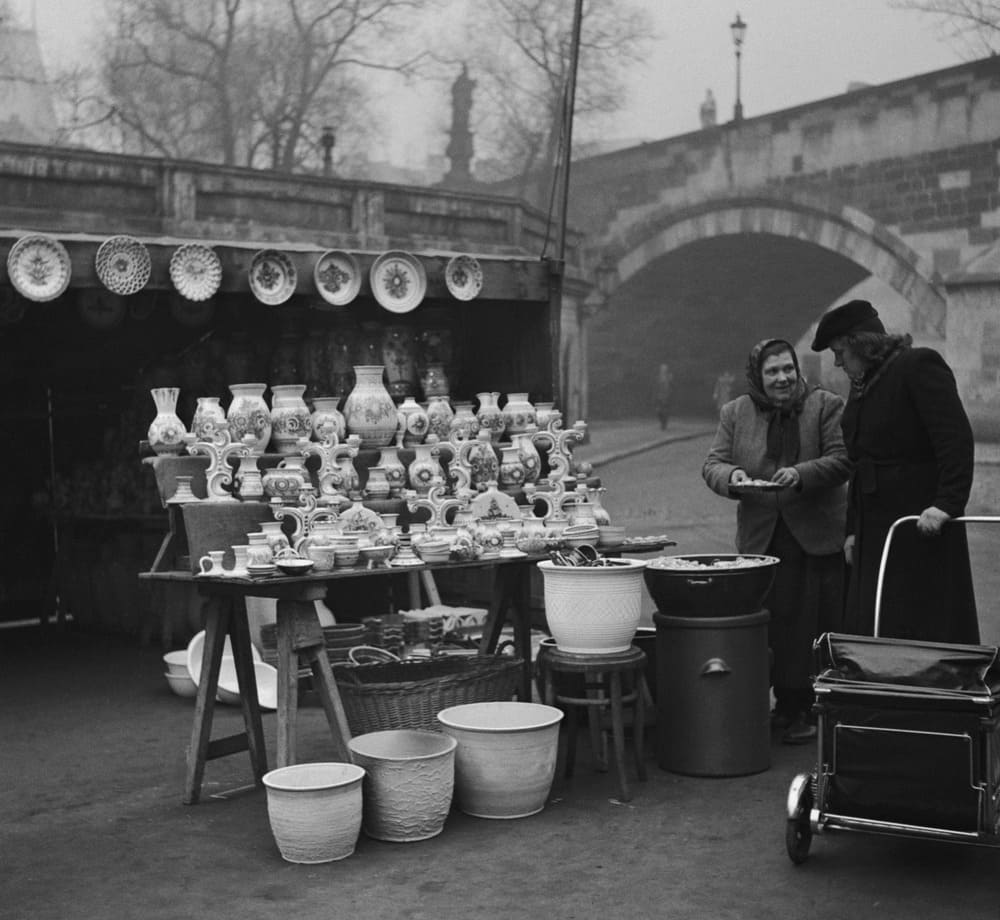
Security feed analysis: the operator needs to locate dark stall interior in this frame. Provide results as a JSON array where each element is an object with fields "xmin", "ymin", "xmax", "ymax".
[{"xmin": 0, "ymin": 286, "xmax": 554, "ymax": 634}]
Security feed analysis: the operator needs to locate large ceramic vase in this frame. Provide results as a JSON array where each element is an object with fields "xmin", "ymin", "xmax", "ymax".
[
  {"xmin": 191, "ymin": 396, "xmax": 226, "ymax": 442},
  {"xmin": 502, "ymin": 393, "xmax": 536, "ymax": 437},
  {"xmin": 425, "ymin": 395, "xmax": 454, "ymax": 442},
  {"xmin": 227, "ymin": 383, "xmax": 271, "ymax": 451},
  {"xmin": 347, "ymin": 730, "xmax": 457, "ymax": 842},
  {"xmin": 147, "ymin": 387, "xmax": 188, "ymax": 455},
  {"xmin": 263, "ymin": 762, "xmax": 365, "ymax": 863},
  {"xmin": 311, "ymin": 396, "xmax": 345, "ymax": 444},
  {"xmin": 536, "ymin": 558, "xmax": 648, "ymax": 653},
  {"xmin": 270, "ymin": 384, "xmax": 312, "ymax": 454},
  {"xmin": 437, "ymin": 702, "xmax": 563, "ymax": 819},
  {"xmin": 343, "ymin": 365, "xmax": 397, "ymax": 448}
]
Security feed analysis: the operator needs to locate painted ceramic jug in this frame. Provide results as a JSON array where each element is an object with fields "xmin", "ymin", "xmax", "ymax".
[
  {"xmin": 148, "ymin": 387, "xmax": 188, "ymax": 455},
  {"xmin": 502, "ymin": 393, "xmax": 536, "ymax": 437},
  {"xmin": 343, "ymin": 365, "xmax": 397, "ymax": 448},
  {"xmin": 475, "ymin": 392, "xmax": 505, "ymax": 443},
  {"xmin": 311, "ymin": 396, "xmax": 346, "ymax": 444},
  {"xmin": 270, "ymin": 384, "xmax": 312, "ymax": 454},
  {"xmin": 191, "ymin": 396, "xmax": 226, "ymax": 442},
  {"xmin": 396, "ymin": 396, "xmax": 429, "ymax": 446},
  {"xmin": 426, "ymin": 395, "xmax": 454, "ymax": 441},
  {"xmin": 227, "ymin": 383, "xmax": 271, "ymax": 451}
]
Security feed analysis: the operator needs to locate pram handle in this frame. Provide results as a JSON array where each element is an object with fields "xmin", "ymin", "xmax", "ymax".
[{"xmin": 873, "ymin": 515, "xmax": 1000, "ymax": 636}]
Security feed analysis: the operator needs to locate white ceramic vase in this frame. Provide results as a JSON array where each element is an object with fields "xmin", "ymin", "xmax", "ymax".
[
  {"xmin": 347, "ymin": 730, "xmax": 457, "ymax": 842},
  {"xmin": 343, "ymin": 365, "xmax": 398, "ymax": 448},
  {"xmin": 396, "ymin": 396, "xmax": 429, "ymax": 446},
  {"xmin": 147, "ymin": 387, "xmax": 187, "ymax": 455},
  {"xmin": 191, "ymin": 396, "xmax": 226, "ymax": 442},
  {"xmin": 502, "ymin": 392, "xmax": 536, "ymax": 436},
  {"xmin": 449, "ymin": 401, "xmax": 480, "ymax": 441},
  {"xmin": 536, "ymin": 558, "xmax": 648, "ymax": 653},
  {"xmin": 407, "ymin": 438, "xmax": 441, "ymax": 495},
  {"xmin": 263, "ymin": 762, "xmax": 365, "ymax": 863},
  {"xmin": 437, "ymin": 702, "xmax": 563, "ymax": 819},
  {"xmin": 475, "ymin": 392, "xmax": 505, "ymax": 443},
  {"xmin": 311, "ymin": 396, "xmax": 346, "ymax": 444},
  {"xmin": 227, "ymin": 383, "xmax": 271, "ymax": 451},
  {"xmin": 425, "ymin": 395, "xmax": 454, "ymax": 441},
  {"xmin": 270, "ymin": 384, "xmax": 312, "ymax": 454},
  {"xmin": 378, "ymin": 446, "xmax": 407, "ymax": 497}
]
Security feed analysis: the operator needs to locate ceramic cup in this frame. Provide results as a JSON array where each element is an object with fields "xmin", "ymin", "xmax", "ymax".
[
  {"xmin": 229, "ymin": 545, "xmax": 251, "ymax": 578},
  {"xmin": 198, "ymin": 550, "xmax": 226, "ymax": 576},
  {"xmin": 305, "ymin": 544, "xmax": 337, "ymax": 572}
]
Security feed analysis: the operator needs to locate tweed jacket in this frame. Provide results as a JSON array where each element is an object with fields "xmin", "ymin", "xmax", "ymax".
[{"xmin": 702, "ymin": 387, "xmax": 851, "ymax": 556}]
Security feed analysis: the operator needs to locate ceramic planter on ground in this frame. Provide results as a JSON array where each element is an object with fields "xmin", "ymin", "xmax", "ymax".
[
  {"xmin": 347, "ymin": 730, "xmax": 457, "ymax": 842},
  {"xmin": 262, "ymin": 762, "xmax": 365, "ymax": 864},
  {"xmin": 536, "ymin": 558, "xmax": 648, "ymax": 653},
  {"xmin": 437, "ymin": 702, "xmax": 563, "ymax": 819}
]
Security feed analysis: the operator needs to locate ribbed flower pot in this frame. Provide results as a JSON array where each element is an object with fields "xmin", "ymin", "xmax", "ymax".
[
  {"xmin": 262, "ymin": 762, "xmax": 365, "ymax": 863},
  {"xmin": 536, "ymin": 558, "xmax": 648, "ymax": 653},
  {"xmin": 347, "ymin": 729, "xmax": 457, "ymax": 842}
]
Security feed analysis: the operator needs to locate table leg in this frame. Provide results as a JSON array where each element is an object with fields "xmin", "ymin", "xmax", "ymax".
[
  {"xmin": 184, "ymin": 598, "xmax": 228, "ymax": 805},
  {"xmin": 478, "ymin": 563, "xmax": 534, "ymax": 700},
  {"xmin": 227, "ymin": 599, "xmax": 267, "ymax": 785}
]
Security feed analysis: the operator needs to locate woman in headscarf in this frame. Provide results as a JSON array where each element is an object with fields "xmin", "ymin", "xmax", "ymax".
[
  {"xmin": 810, "ymin": 300, "xmax": 978, "ymax": 643},
  {"xmin": 703, "ymin": 338, "xmax": 851, "ymax": 743}
]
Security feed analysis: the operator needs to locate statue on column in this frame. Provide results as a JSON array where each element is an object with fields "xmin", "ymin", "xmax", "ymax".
[
  {"xmin": 441, "ymin": 63, "xmax": 477, "ymax": 190},
  {"xmin": 700, "ymin": 89, "xmax": 717, "ymax": 129}
]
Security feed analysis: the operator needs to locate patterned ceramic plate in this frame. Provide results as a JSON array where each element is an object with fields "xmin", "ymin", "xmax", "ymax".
[
  {"xmin": 314, "ymin": 249, "xmax": 361, "ymax": 306},
  {"xmin": 249, "ymin": 249, "xmax": 297, "ymax": 305},
  {"xmin": 444, "ymin": 254, "xmax": 483, "ymax": 301},
  {"xmin": 95, "ymin": 235, "xmax": 151, "ymax": 296},
  {"xmin": 7, "ymin": 234, "xmax": 71, "ymax": 302},
  {"xmin": 169, "ymin": 243, "xmax": 222, "ymax": 302},
  {"xmin": 370, "ymin": 250, "xmax": 427, "ymax": 314}
]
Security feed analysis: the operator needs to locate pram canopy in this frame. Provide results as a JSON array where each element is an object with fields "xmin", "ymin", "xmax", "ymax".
[{"xmin": 815, "ymin": 633, "xmax": 1000, "ymax": 700}]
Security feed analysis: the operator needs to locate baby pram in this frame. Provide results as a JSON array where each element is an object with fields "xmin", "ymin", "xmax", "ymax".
[{"xmin": 785, "ymin": 516, "xmax": 1000, "ymax": 864}]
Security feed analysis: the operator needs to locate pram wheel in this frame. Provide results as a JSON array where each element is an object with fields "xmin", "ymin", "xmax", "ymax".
[{"xmin": 785, "ymin": 772, "xmax": 813, "ymax": 865}]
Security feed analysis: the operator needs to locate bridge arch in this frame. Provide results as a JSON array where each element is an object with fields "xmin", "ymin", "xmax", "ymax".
[{"xmin": 606, "ymin": 193, "xmax": 947, "ymax": 339}]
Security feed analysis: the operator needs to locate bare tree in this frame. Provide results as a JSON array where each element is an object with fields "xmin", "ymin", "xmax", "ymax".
[
  {"xmin": 456, "ymin": 0, "xmax": 653, "ymax": 204},
  {"xmin": 890, "ymin": 0, "xmax": 1000, "ymax": 55},
  {"xmin": 59, "ymin": 0, "xmax": 438, "ymax": 170}
]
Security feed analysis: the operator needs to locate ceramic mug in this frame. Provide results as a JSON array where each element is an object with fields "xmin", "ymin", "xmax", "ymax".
[
  {"xmin": 198, "ymin": 550, "xmax": 226, "ymax": 576},
  {"xmin": 229, "ymin": 545, "xmax": 250, "ymax": 578},
  {"xmin": 304, "ymin": 544, "xmax": 337, "ymax": 572}
]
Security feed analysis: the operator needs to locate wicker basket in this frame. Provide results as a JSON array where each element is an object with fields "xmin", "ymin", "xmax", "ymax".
[{"xmin": 333, "ymin": 656, "xmax": 523, "ymax": 735}]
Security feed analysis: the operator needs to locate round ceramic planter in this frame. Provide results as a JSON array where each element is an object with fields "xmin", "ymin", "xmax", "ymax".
[
  {"xmin": 347, "ymin": 729, "xmax": 457, "ymax": 842},
  {"xmin": 436, "ymin": 702, "xmax": 563, "ymax": 819},
  {"xmin": 536, "ymin": 558, "xmax": 648, "ymax": 653},
  {"xmin": 262, "ymin": 762, "xmax": 365, "ymax": 863}
]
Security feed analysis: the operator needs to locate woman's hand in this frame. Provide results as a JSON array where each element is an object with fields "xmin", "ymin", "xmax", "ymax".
[
  {"xmin": 916, "ymin": 506, "xmax": 950, "ymax": 536},
  {"xmin": 771, "ymin": 466, "xmax": 800, "ymax": 488}
]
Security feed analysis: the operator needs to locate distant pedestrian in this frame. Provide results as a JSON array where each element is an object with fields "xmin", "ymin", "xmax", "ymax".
[{"xmin": 655, "ymin": 363, "xmax": 674, "ymax": 430}]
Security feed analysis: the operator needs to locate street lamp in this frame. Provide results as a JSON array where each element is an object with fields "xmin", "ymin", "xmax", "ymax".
[{"xmin": 730, "ymin": 13, "xmax": 747, "ymax": 124}]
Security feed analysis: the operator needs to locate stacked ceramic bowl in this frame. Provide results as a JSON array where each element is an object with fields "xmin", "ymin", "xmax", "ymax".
[
  {"xmin": 562, "ymin": 523, "xmax": 599, "ymax": 547},
  {"xmin": 163, "ymin": 650, "xmax": 197, "ymax": 698}
]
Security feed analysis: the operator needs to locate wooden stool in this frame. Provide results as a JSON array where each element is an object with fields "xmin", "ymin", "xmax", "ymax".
[{"xmin": 540, "ymin": 645, "xmax": 650, "ymax": 801}]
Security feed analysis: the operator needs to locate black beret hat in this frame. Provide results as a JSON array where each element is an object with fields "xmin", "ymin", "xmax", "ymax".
[{"xmin": 810, "ymin": 299, "xmax": 886, "ymax": 351}]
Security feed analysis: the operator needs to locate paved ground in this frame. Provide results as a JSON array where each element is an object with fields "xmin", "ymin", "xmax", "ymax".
[{"xmin": 5, "ymin": 417, "xmax": 1000, "ymax": 920}]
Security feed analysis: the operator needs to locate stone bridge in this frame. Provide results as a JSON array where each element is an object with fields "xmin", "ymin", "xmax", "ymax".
[{"xmin": 565, "ymin": 56, "xmax": 1000, "ymax": 423}]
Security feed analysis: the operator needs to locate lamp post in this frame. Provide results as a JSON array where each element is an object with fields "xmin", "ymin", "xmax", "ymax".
[
  {"xmin": 730, "ymin": 13, "xmax": 747, "ymax": 124},
  {"xmin": 321, "ymin": 125, "xmax": 336, "ymax": 177}
]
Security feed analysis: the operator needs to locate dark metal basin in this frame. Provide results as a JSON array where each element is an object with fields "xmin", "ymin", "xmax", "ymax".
[{"xmin": 643, "ymin": 554, "xmax": 780, "ymax": 617}]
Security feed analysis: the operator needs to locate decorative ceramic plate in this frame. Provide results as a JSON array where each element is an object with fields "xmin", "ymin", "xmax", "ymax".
[
  {"xmin": 370, "ymin": 250, "xmax": 427, "ymax": 314},
  {"xmin": 314, "ymin": 249, "xmax": 361, "ymax": 306},
  {"xmin": 444, "ymin": 254, "xmax": 483, "ymax": 301},
  {"xmin": 169, "ymin": 243, "xmax": 222, "ymax": 302},
  {"xmin": 95, "ymin": 235, "xmax": 151, "ymax": 296},
  {"xmin": 7, "ymin": 234, "xmax": 71, "ymax": 302},
  {"xmin": 249, "ymin": 249, "xmax": 297, "ymax": 305}
]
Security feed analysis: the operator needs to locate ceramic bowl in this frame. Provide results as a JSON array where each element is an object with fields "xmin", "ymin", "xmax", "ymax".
[
  {"xmin": 163, "ymin": 650, "xmax": 188, "ymax": 676},
  {"xmin": 164, "ymin": 671, "xmax": 198, "ymax": 698},
  {"xmin": 275, "ymin": 557, "xmax": 316, "ymax": 576},
  {"xmin": 334, "ymin": 547, "xmax": 360, "ymax": 568},
  {"xmin": 305, "ymin": 545, "xmax": 337, "ymax": 572},
  {"xmin": 359, "ymin": 545, "xmax": 394, "ymax": 567},
  {"xmin": 186, "ymin": 630, "xmax": 261, "ymax": 686},
  {"xmin": 216, "ymin": 660, "xmax": 279, "ymax": 709},
  {"xmin": 597, "ymin": 525, "xmax": 627, "ymax": 547}
]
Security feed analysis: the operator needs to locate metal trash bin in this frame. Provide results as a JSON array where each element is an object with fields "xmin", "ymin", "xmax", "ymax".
[{"xmin": 654, "ymin": 610, "xmax": 770, "ymax": 776}]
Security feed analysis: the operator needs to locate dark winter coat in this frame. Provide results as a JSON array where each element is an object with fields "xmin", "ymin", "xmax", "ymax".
[{"xmin": 841, "ymin": 346, "xmax": 978, "ymax": 643}]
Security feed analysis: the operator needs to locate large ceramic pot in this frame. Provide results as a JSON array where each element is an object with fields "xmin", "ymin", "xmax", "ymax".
[
  {"xmin": 343, "ymin": 365, "xmax": 397, "ymax": 448},
  {"xmin": 437, "ymin": 702, "xmax": 563, "ymax": 819},
  {"xmin": 227, "ymin": 383, "xmax": 271, "ymax": 451},
  {"xmin": 262, "ymin": 762, "xmax": 365, "ymax": 863},
  {"xmin": 537, "ymin": 558, "xmax": 648, "ymax": 653},
  {"xmin": 270, "ymin": 384, "xmax": 312, "ymax": 454},
  {"xmin": 347, "ymin": 730, "xmax": 457, "ymax": 842}
]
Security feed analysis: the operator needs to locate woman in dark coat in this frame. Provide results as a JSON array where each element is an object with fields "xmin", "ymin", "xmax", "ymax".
[
  {"xmin": 811, "ymin": 300, "xmax": 979, "ymax": 643},
  {"xmin": 704, "ymin": 339, "xmax": 851, "ymax": 742}
]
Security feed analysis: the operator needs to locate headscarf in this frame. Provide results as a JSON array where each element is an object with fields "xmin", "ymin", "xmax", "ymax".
[{"xmin": 745, "ymin": 338, "xmax": 809, "ymax": 464}]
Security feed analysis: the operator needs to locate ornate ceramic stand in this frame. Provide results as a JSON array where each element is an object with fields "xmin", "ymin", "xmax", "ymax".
[{"xmin": 184, "ymin": 428, "xmax": 258, "ymax": 502}]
